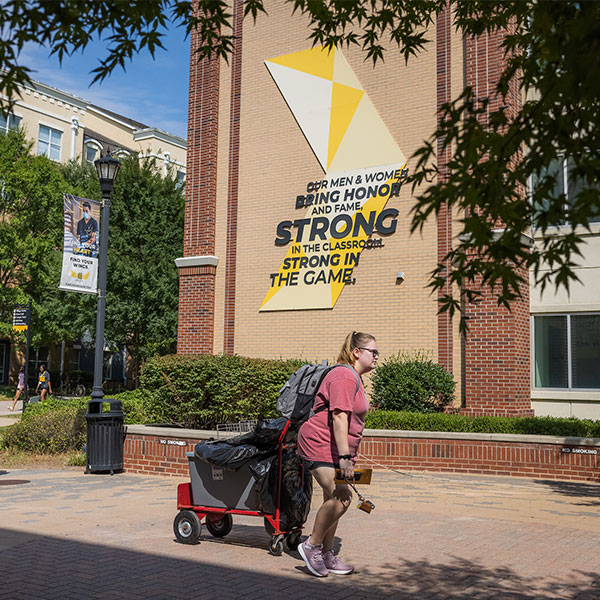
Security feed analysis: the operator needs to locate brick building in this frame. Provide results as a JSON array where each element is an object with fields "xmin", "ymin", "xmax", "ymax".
[{"xmin": 178, "ymin": 2, "xmax": 600, "ymax": 418}]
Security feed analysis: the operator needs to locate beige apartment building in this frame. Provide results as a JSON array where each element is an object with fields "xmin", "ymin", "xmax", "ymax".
[
  {"xmin": 1, "ymin": 77, "xmax": 186, "ymax": 178},
  {"xmin": 0, "ymin": 77, "xmax": 187, "ymax": 391}
]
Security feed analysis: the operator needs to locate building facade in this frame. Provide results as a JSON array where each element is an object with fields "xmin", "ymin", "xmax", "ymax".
[
  {"xmin": 1, "ymin": 77, "xmax": 187, "ymax": 390},
  {"xmin": 3, "ymin": 77, "xmax": 186, "ymax": 176},
  {"xmin": 177, "ymin": 3, "xmax": 599, "ymax": 418}
]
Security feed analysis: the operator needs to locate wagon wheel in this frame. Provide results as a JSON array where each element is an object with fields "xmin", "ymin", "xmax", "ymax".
[
  {"xmin": 173, "ymin": 510, "xmax": 202, "ymax": 544},
  {"xmin": 205, "ymin": 514, "xmax": 233, "ymax": 538},
  {"xmin": 269, "ymin": 534, "xmax": 285, "ymax": 556}
]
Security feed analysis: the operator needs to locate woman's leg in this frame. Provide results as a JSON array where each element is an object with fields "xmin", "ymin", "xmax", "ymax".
[
  {"xmin": 308, "ymin": 466, "xmax": 352, "ymax": 553},
  {"xmin": 40, "ymin": 388, "xmax": 47, "ymax": 402},
  {"xmin": 11, "ymin": 387, "xmax": 22, "ymax": 410}
]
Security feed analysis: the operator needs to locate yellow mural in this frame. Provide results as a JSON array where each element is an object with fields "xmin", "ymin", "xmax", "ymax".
[{"xmin": 261, "ymin": 47, "xmax": 406, "ymax": 311}]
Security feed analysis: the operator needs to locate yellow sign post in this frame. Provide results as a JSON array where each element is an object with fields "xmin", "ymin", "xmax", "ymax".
[{"xmin": 12, "ymin": 306, "xmax": 29, "ymax": 332}]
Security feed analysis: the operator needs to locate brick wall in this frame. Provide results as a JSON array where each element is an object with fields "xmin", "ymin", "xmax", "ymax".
[
  {"xmin": 228, "ymin": 2, "xmax": 440, "ymax": 363},
  {"xmin": 436, "ymin": 1, "xmax": 453, "ymax": 374},
  {"xmin": 179, "ymin": 4, "xmax": 533, "ymax": 417},
  {"xmin": 177, "ymin": 13, "xmax": 221, "ymax": 355},
  {"xmin": 123, "ymin": 427, "xmax": 600, "ymax": 483},
  {"xmin": 223, "ymin": 0, "xmax": 244, "ymax": 355},
  {"xmin": 461, "ymin": 27, "xmax": 531, "ymax": 416}
]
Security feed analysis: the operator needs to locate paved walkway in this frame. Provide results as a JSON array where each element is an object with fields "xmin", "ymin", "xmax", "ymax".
[
  {"xmin": 1, "ymin": 465, "xmax": 599, "ymax": 599},
  {"xmin": 0, "ymin": 396, "xmax": 21, "ymax": 426}
]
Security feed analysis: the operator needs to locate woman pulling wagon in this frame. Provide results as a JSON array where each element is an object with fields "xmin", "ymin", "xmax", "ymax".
[{"xmin": 297, "ymin": 331, "xmax": 378, "ymax": 577}]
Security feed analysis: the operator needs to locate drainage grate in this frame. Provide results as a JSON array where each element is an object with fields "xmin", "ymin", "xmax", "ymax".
[{"xmin": 0, "ymin": 479, "xmax": 31, "ymax": 486}]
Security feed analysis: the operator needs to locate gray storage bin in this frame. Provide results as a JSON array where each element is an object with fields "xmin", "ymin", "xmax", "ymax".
[{"xmin": 186, "ymin": 452, "xmax": 260, "ymax": 510}]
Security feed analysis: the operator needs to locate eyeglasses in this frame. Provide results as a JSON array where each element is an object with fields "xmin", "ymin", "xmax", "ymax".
[{"xmin": 358, "ymin": 347, "xmax": 379, "ymax": 358}]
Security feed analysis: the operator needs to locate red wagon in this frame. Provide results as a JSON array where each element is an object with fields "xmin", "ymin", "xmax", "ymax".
[{"xmin": 173, "ymin": 418, "xmax": 306, "ymax": 555}]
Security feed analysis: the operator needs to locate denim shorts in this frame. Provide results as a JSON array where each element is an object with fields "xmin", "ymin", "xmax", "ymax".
[{"xmin": 302, "ymin": 459, "xmax": 338, "ymax": 471}]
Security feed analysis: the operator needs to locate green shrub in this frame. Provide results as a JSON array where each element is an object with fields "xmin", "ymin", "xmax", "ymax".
[
  {"xmin": 139, "ymin": 354, "xmax": 306, "ymax": 428},
  {"xmin": 67, "ymin": 451, "xmax": 87, "ymax": 466},
  {"xmin": 0, "ymin": 385, "xmax": 14, "ymax": 399},
  {"xmin": 371, "ymin": 351, "xmax": 456, "ymax": 413},
  {"xmin": 365, "ymin": 410, "xmax": 600, "ymax": 437},
  {"xmin": 111, "ymin": 389, "xmax": 147, "ymax": 424},
  {"xmin": 22, "ymin": 397, "xmax": 87, "ymax": 421},
  {"xmin": 1, "ymin": 404, "xmax": 86, "ymax": 453}
]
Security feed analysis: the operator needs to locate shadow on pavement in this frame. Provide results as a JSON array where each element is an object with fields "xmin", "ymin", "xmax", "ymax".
[
  {"xmin": 1, "ymin": 528, "xmax": 598, "ymax": 599},
  {"xmin": 534, "ymin": 479, "xmax": 600, "ymax": 506}
]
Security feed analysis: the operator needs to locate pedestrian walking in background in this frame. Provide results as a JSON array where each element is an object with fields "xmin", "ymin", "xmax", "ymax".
[
  {"xmin": 35, "ymin": 364, "xmax": 52, "ymax": 402},
  {"xmin": 296, "ymin": 331, "xmax": 378, "ymax": 577},
  {"xmin": 9, "ymin": 366, "xmax": 25, "ymax": 411}
]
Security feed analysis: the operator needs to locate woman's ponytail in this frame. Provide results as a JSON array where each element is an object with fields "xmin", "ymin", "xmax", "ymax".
[{"xmin": 337, "ymin": 331, "xmax": 376, "ymax": 365}]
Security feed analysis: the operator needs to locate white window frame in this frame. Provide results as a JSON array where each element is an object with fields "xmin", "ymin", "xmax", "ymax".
[
  {"xmin": 532, "ymin": 312, "xmax": 600, "ymax": 391},
  {"xmin": 0, "ymin": 113, "xmax": 22, "ymax": 133},
  {"xmin": 113, "ymin": 148, "xmax": 131, "ymax": 160},
  {"xmin": 37, "ymin": 123, "xmax": 63, "ymax": 161},
  {"xmin": 84, "ymin": 139, "xmax": 103, "ymax": 164}
]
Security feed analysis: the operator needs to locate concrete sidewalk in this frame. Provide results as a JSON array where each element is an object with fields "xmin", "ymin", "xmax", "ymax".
[
  {"xmin": 1, "ymin": 466, "xmax": 599, "ymax": 599},
  {"xmin": 0, "ymin": 396, "xmax": 21, "ymax": 426}
]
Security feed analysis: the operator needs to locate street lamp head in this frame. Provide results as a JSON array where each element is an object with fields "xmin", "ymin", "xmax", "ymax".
[{"xmin": 94, "ymin": 152, "xmax": 121, "ymax": 194}]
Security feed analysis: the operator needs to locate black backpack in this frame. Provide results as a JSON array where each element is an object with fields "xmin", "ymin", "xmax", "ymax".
[{"xmin": 277, "ymin": 363, "xmax": 359, "ymax": 423}]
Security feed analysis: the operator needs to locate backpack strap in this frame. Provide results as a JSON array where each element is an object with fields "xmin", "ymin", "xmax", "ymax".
[{"xmin": 312, "ymin": 364, "xmax": 361, "ymax": 416}]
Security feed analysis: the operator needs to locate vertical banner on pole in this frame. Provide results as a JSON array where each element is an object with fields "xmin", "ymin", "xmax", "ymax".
[
  {"xmin": 13, "ymin": 299, "xmax": 32, "ymax": 409},
  {"xmin": 59, "ymin": 194, "xmax": 100, "ymax": 294}
]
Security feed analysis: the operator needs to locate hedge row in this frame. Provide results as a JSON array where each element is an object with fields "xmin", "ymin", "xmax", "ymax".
[
  {"xmin": 1, "ymin": 401, "xmax": 86, "ymax": 453},
  {"xmin": 365, "ymin": 410, "xmax": 600, "ymax": 438},
  {"xmin": 139, "ymin": 354, "xmax": 305, "ymax": 428},
  {"xmin": 4, "ymin": 354, "xmax": 600, "ymax": 456},
  {"xmin": 0, "ymin": 394, "xmax": 149, "ymax": 455}
]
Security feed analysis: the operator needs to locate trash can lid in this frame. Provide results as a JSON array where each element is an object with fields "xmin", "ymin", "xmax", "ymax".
[{"xmin": 86, "ymin": 399, "xmax": 123, "ymax": 416}]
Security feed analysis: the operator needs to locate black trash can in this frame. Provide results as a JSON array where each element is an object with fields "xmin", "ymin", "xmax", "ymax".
[{"xmin": 85, "ymin": 400, "xmax": 126, "ymax": 475}]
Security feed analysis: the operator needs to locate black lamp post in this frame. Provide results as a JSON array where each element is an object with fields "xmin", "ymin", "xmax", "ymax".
[{"xmin": 91, "ymin": 153, "xmax": 121, "ymax": 401}]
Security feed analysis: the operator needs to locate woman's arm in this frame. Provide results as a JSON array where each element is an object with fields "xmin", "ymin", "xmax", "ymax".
[{"xmin": 332, "ymin": 409, "xmax": 354, "ymax": 479}]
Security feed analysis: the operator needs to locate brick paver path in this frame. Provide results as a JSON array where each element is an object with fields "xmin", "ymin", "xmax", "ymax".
[{"xmin": 1, "ymin": 468, "xmax": 599, "ymax": 599}]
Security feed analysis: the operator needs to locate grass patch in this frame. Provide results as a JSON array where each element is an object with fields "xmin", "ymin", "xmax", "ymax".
[{"xmin": 0, "ymin": 448, "xmax": 83, "ymax": 470}]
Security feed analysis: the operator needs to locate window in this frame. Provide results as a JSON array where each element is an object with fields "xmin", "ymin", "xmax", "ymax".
[
  {"xmin": 85, "ymin": 145, "xmax": 98, "ymax": 163},
  {"xmin": 532, "ymin": 155, "xmax": 600, "ymax": 226},
  {"xmin": 113, "ymin": 149, "xmax": 130, "ymax": 160},
  {"xmin": 534, "ymin": 314, "xmax": 600, "ymax": 389},
  {"xmin": 71, "ymin": 347, "xmax": 81, "ymax": 371},
  {"xmin": 176, "ymin": 170, "xmax": 186, "ymax": 188},
  {"xmin": 0, "ymin": 113, "xmax": 22, "ymax": 133},
  {"xmin": 38, "ymin": 125, "xmax": 62, "ymax": 161},
  {"xmin": 28, "ymin": 347, "xmax": 49, "ymax": 374}
]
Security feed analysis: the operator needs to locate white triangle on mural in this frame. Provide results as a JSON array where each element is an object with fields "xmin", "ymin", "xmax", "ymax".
[{"xmin": 265, "ymin": 61, "xmax": 332, "ymax": 172}]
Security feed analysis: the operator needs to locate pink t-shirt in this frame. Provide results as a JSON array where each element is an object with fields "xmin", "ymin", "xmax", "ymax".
[{"xmin": 297, "ymin": 366, "xmax": 369, "ymax": 464}]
